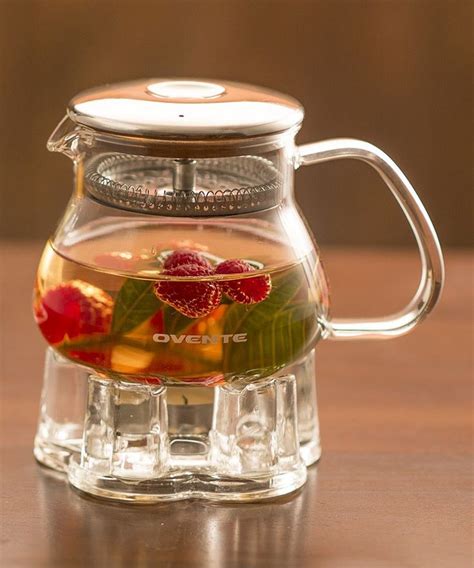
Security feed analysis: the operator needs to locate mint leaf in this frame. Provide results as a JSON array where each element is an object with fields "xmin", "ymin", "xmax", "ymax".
[
  {"xmin": 223, "ymin": 269, "xmax": 301, "ymax": 336},
  {"xmin": 225, "ymin": 302, "xmax": 320, "ymax": 376},
  {"xmin": 163, "ymin": 305, "xmax": 195, "ymax": 335},
  {"xmin": 223, "ymin": 269, "xmax": 320, "ymax": 376},
  {"xmin": 112, "ymin": 279, "xmax": 162, "ymax": 334}
]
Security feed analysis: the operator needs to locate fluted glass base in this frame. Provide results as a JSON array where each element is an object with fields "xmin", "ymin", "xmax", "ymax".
[
  {"xmin": 34, "ymin": 348, "xmax": 88, "ymax": 471},
  {"xmin": 35, "ymin": 348, "xmax": 320, "ymax": 502},
  {"xmin": 68, "ymin": 374, "xmax": 306, "ymax": 502}
]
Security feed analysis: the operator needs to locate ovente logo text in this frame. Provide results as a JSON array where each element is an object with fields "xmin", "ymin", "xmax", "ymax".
[{"xmin": 153, "ymin": 333, "xmax": 248, "ymax": 344}]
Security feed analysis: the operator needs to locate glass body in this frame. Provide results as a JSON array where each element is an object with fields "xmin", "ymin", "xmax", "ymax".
[
  {"xmin": 34, "ymin": 135, "xmax": 329, "ymax": 387},
  {"xmin": 32, "ymin": 79, "xmax": 444, "ymax": 502}
]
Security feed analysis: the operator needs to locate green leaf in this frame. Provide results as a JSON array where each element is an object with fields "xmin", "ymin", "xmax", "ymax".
[
  {"xmin": 112, "ymin": 279, "xmax": 163, "ymax": 334},
  {"xmin": 163, "ymin": 305, "xmax": 195, "ymax": 335},
  {"xmin": 222, "ymin": 269, "xmax": 320, "ymax": 376},
  {"xmin": 225, "ymin": 302, "xmax": 320, "ymax": 378},
  {"xmin": 223, "ymin": 269, "xmax": 301, "ymax": 336}
]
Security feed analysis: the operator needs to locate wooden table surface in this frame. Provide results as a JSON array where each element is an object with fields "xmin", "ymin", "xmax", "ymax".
[{"xmin": 0, "ymin": 242, "xmax": 472, "ymax": 568}]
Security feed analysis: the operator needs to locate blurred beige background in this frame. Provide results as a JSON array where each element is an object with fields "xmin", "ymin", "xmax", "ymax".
[{"xmin": 0, "ymin": 0, "xmax": 472, "ymax": 246}]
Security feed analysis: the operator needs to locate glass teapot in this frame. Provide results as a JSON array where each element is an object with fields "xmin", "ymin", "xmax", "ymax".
[{"xmin": 33, "ymin": 79, "xmax": 444, "ymax": 502}]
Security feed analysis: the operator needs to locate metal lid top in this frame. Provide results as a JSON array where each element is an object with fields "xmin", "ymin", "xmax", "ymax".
[{"xmin": 68, "ymin": 78, "xmax": 304, "ymax": 141}]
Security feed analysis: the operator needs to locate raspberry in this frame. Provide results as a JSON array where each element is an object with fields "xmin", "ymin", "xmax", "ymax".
[
  {"xmin": 34, "ymin": 280, "xmax": 113, "ymax": 344},
  {"xmin": 215, "ymin": 259, "xmax": 272, "ymax": 304},
  {"xmin": 153, "ymin": 264, "xmax": 222, "ymax": 318},
  {"xmin": 163, "ymin": 248, "xmax": 212, "ymax": 271}
]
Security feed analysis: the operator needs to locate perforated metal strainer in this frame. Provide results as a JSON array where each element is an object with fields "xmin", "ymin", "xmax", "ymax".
[{"xmin": 85, "ymin": 154, "xmax": 282, "ymax": 216}]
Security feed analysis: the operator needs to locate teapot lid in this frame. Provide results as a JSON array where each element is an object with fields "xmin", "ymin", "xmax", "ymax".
[{"xmin": 68, "ymin": 78, "xmax": 304, "ymax": 142}]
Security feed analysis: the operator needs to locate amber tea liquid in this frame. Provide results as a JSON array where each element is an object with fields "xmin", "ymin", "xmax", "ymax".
[{"xmin": 35, "ymin": 222, "xmax": 328, "ymax": 387}]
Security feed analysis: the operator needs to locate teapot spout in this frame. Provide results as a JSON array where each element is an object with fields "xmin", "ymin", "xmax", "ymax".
[{"xmin": 47, "ymin": 116, "xmax": 93, "ymax": 159}]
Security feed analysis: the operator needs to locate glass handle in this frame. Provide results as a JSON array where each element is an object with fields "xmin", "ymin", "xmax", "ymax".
[{"xmin": 295, "ymin": 138, "xmax": 445, "ymax": 340}]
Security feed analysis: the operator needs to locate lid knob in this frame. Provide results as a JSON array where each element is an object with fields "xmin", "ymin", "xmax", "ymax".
[{"xmin": 147, "ymin": 80, "xmax": 226, "ymax": 99}]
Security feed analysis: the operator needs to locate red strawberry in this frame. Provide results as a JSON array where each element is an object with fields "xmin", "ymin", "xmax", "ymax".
[
  {"xmin": 149, "ymin": 309, "xmax": 165, "ymax": 333},
  {"xmin": 163, "ymin": 248, "xmax": 212, "ymax": 271},
  {"xmin": 215, "ymin": 259, "xmax": 272, "ymax": 304},
  {"xmin": 34, "ymin": 280, "xmax": 113, "ymax": 344},
  {"xmin": 153, "ymin": 264, "xmax": 221, "ymax": 318},
  {"xmin": 66, "ymin": 348, "xmax": 110, "ymax": 368}
]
